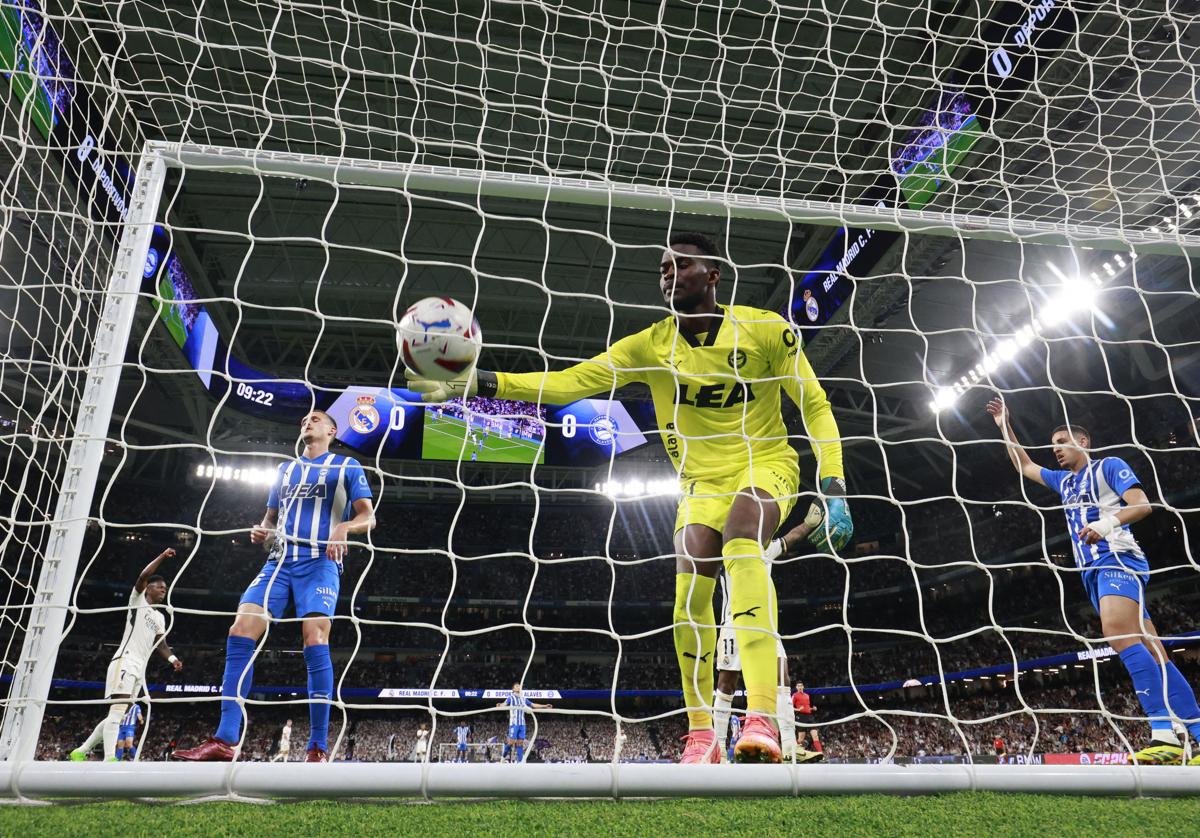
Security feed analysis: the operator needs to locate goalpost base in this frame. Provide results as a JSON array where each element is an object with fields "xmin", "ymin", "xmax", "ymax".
[{"xmin": 0, "ymin": 763, "xmax": 1196, "ymax": 801}]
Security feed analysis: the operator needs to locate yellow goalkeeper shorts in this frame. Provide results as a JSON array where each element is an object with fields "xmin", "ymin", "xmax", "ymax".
[{"xmin": 674, "ymin": 457, "xmax": 798, "ymax": 537}]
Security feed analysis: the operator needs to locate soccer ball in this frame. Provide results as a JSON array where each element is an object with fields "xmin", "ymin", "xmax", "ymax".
[{"xmin": 397, "ymin": 296, "xmax": 482, "ymax": 381}]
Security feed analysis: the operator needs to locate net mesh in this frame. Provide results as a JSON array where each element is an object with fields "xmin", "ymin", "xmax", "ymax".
[{"xmin": 0, "ymin": 0, "xmax": 1198, "ymax": 782}]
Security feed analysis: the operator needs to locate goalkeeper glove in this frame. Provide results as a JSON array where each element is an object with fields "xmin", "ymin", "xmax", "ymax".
[
  {"xmin": 806, "ymin": 476, "xmax": 853, "ymax": 553},
  {"xmin": 405, "ymin": 369, "xmax": 481, "ymax": 402}
]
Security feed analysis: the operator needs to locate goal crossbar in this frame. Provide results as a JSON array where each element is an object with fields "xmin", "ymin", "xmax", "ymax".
[{"xmin": 151, "ymin": 142, "xmax": 1200, "ymax": 257}]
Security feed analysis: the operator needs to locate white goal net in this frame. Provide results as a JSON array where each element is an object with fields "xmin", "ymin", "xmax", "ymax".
[{"xmin": 1, "ymin": 0, "xmax": 1199, "ymax": 800}]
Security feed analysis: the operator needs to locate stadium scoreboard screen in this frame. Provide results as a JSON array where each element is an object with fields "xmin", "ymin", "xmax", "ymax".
[{"xmin": 145, "ymin": 227, "xmax": 653, "ymax": 467}]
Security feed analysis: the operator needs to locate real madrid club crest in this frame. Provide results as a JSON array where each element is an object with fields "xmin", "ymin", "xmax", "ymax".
[
  {"xmin": 803, "ymin": 288, "xmax": 820, "ymax": 323},
  {"xmin": 349, "ymin": 394, "xmax": 381, "ymax": 434}
]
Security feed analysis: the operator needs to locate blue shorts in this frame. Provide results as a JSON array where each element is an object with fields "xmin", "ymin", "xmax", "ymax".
[
  {"xmin": 508, "ymin": 724, "xmax": 527, "ymax": 741},
  {"xmin": 118, "ymin": 726, "xmax": 135, "ymax": 741},
  {"xmin": 456, "ymin": 743, "xmax": 467, "ymax": 752},
  {"xmin": 240, "ymin": 559, "xmax": 340, "ymax": 618},
  {"xmin": 1083, "ymin": 561, "xmax": 1150, "ymax": 619}
]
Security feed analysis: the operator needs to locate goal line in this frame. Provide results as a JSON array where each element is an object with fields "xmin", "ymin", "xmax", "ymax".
[{"xmin": 1, "ymin": 762, "xmax": 1197, "ymax": 801}]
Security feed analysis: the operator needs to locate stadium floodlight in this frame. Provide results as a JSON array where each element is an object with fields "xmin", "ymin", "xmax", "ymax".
[
  {"xmin": 595, "ymin": 478, "xmax": 681, "ymax": 498},
  {"xmin": 930, "ymin": 387, "xmax": 958, "ymax": 413},
  {"xmin": 194, "ymin": 463, "xmax": 277, "ymax": 486}
]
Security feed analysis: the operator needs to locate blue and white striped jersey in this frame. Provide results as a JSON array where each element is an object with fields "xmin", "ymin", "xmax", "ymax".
[
  {"xmin": 506, "ymin": 692, "xmax": 532, "ymax": 726},
  {"xmin": 121, "ymin": 704, "xmax": 142, "ymax": 728},
  {"xmin": 1041, "ymin": 457, "xmax": 1148, "ymax": 570},
  {"xmin": 267, "ymin": 452, "xmax": 372, "ymax": 563},
  {"xmin": 455, "ymin": 724, "xmax": 471, "ymax": 745}
]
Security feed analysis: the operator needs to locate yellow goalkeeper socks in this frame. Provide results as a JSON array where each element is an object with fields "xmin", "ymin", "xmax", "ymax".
[
  {"xmin": 724, "ymin": 537, "xmax": 778, "ymax": 717},
  {"xmin": 673, "ymin": 573, "xmax": 717, "ymax": 730}
]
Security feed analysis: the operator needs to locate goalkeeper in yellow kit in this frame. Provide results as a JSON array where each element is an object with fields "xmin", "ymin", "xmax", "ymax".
[{"xmin": 408, "ymin": 233, "xmax": 851, "ymax": 763}]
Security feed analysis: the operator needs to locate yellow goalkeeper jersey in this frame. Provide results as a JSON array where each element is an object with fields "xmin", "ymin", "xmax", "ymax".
[{"xmin": 495, "ymin": 304, "xmax": 843, "ymax": 484}]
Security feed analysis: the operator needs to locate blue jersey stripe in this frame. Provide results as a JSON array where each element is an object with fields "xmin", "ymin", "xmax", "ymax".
[
  {"xmin": 268, "ymin": 453, "xmax": 371, "ymax": 563},
  {"xmin": 1043, "ymin": 458, "xmax": 1148, "ymax": 572},
  {"xmin": 506, "ymin": 692, "xmax": 530, "ymax": 726}
]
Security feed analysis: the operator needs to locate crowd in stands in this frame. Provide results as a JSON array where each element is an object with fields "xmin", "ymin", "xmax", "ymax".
[{"xmin": 38, "ymin": 662, "xmax": 1197, "ymax": 763}]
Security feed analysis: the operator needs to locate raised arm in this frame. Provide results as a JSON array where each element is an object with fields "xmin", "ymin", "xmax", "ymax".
[
  {"xmin": 135, "ymin": 547, "xmax": 176, "ymax": 593},
  {"xmin": 985, "ymin": 398, "xmax": 1046, "ymax": 487}
]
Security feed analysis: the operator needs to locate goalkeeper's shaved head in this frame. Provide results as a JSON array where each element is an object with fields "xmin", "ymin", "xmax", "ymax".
[{"xmin": 668, "ymin": 231, "xmax": 722, "ymax": 271}]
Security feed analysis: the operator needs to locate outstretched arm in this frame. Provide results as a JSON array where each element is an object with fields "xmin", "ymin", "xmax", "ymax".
[
  {"xmin": 135, "ymin": 547, "xmax": 175, "ymax": 593},
  {"xmin": 985, "ymin": 398, "xmax": 1046, "ymax": 487},
  {"xmin": 407, "ymin": 333, "xmax": 646, "ymax": 404}
]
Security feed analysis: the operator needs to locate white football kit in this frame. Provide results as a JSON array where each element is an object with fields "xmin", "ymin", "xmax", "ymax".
[
  {"xmin": 272, "ymin": 723, "xmax": 293, "ymax": 761},
  {"xmin": 716, "ymin": 570, "xmax": 785, "ymax": 672},
  {"xmin": 105, "ymin": 587, "xmax": 165, "ymax": 697}
]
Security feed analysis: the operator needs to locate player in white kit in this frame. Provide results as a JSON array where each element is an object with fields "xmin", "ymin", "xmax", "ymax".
[
  {"xmin": 271, "ymin": 719, "xmax": 293, "ymax": 762},
  {"xmin": 71, "ymin": 547, "xmax": 183, "ymax": 761},
  {"xmin": 412, "ymin": 724, "xmax": 429, "ymax": 761}
]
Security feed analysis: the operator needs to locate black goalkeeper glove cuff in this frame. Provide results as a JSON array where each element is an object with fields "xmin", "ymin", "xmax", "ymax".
[{"xmin": 476, "ymin": 370, "xmax": 498, "ymax": 397}]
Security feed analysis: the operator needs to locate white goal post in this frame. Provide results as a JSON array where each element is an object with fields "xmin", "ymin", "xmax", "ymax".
[{"xmin": 2, "ymin": 140, "xmax": 1200, "ymax": 801}]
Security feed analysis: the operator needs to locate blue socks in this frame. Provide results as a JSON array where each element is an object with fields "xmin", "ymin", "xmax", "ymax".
[
  {"xmin": 305, "ymin": 644, "xmax": 334, "ymax": 751},
  {"xmin": 1163, "ymin": 661, "xmax": 1200, "ymax": 741},
  {"xmin": 114, "ymin": 746, "xmax": 124, "ymax": 760},
  {"xmin": 215, "ymin": 635, "xmax": 257, "ymax": 743},
  {"xmin": 516, "ymin": 744, "xmax": 525, "ymax": 762},
  {"xmin": 1119, "ymin": 644, "xmax": 1172, "ymax": 733},
  {"xmin": 126, "ymin": 745, "xmax": 136, "ymax": 760}
]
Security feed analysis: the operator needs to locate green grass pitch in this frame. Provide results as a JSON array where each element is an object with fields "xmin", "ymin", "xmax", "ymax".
[
  {"xmin": 3, "ymin": 794, "xmax": 1199, "ymax": 837},
  {"xmin": 421, "ymin": 413, "xmax": 544, "ymax": 465}
]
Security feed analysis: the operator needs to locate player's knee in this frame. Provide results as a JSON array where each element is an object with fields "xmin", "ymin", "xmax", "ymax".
[
  {"xmin": 301, "ymin": 616, "xmax": 330, "ymax": 646},
  {"xmin": 230, "ymin": 613, "xmax": 266, "ymax": 640}
]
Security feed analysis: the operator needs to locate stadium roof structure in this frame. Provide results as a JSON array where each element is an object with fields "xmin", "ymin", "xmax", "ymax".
[{"xmin": 7, "ymin": 0, "xmax": 1195, "ymax": 493}]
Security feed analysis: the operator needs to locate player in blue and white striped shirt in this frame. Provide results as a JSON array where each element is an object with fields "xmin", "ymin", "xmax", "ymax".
[
  {"xmin": 174, "ymin": 410, "xmax": 375, "ymax": 764},
  {"xmin": 454, "ymin": 723, "xmax": 471, "ymax": 762},
  {"xmin": 988, "ymin": 399, "xmax": 1200, "ymax": 765},
  {"xmin": 495, "ymin": 682, "xmax": 553, "ymax": 763},
  {"xmin": 115, "ymin": 703, "xmax": 142, "ymax": 761}
]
